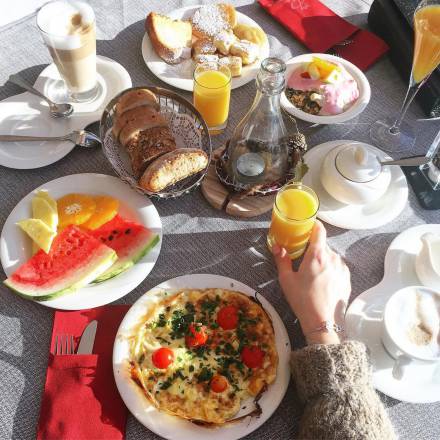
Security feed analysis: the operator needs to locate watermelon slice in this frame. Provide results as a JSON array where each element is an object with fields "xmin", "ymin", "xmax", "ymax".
[
  {"xmin": 89, "ymin": 215, "xmax": 159, "ymax": 283},
  {"xmin": 4, "ymin": 225, "xmax": 117, "ymax": 301}
]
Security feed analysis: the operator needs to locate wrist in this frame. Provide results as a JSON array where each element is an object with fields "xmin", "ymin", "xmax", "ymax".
[{"xmin": 306, "ymin": 330, "xmax": 341, "ymax": 345}]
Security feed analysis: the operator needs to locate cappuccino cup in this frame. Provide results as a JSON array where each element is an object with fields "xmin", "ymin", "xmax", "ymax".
[
  {"xmin": 37, "ymin": 0, "xmax": 98, "ymax": 102},
  {"xmin": 382, "ymin": 286, "xmax": 440, "ymax": 380}
]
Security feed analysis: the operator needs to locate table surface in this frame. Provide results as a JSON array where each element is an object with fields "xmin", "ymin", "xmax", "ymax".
[{"xmin": 0, "ymin": 1, "xmax": 439, "ymax": 439}]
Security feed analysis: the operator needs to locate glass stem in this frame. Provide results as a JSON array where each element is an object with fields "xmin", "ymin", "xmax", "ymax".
[{"xmin": 390, "ymin": 76, "xmax": 426, "ymax": 134}]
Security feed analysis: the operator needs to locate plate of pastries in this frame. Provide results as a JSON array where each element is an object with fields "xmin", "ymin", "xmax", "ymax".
[
  {"xmin": 100, "ymin": 87, "xmax": 211, "ymax": 199},
  {"xmin": 143, "ymin": 3, "xmax": 270, "ymax": 91}
]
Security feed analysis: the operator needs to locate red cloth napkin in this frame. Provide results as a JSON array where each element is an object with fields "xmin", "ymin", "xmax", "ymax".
[
  {"xmin": 258, "ymin": 0, "xmax": 389, "ymax": 71},
  {"xmin": 37, "ymin": 305, "xmax": 130, "ymax": 440}
]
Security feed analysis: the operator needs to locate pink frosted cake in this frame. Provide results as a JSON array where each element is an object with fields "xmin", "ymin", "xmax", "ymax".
[{"xmin": 286, "ymin": 57, "xmax": 359, "ymax": 116}]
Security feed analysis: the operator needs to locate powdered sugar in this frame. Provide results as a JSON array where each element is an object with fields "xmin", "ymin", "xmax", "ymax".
[{"xmin": 192, "ymin": 5, "xmax": 229, "ymax": 37}]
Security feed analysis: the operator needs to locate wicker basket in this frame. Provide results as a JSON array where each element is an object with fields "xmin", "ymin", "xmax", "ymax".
[{"xmin": 100, "ymin": 86, "xmax": 212, "ymax": 199}]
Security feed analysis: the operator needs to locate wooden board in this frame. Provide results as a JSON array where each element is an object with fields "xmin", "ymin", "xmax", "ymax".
[{"xmin": 201, "ymin": 148, "xmax": 275, "ymax": 218}]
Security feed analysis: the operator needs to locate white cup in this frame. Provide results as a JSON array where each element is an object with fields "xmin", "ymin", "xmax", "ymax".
[{"xmin": 381, "ymin": 285, "xmax": 440, "ymax": 380}]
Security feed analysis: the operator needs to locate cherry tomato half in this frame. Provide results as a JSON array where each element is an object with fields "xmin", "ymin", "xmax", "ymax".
[
  {"xmin": 210, "ymin": 374, "xmax": 229, "ymax": 393},
  {"xmin": 216, "ymin": 305, "xmax": 239, "ymax": 330},
  {"xmin": 185, "ymin": 323, "xmax": 208, "ymax": 347},
  {"xmin": 152, "ymin": 347, "xmax": 174, "ymax": 369},
  {"xmin": 241, "ymin": 345, "xmax": 264, "ymax": 369}
]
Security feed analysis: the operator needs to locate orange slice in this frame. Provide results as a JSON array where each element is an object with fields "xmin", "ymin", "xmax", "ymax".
[
  {"xmin": 311, "ymin": 57, "xmax": 340, "ymax": 79},
  {"xmin": 82, "ymin": 196, "xmax": 119, "ymax": 230},
  {"xmin": 57, "ymin": 194, "xmax": 96, "ymax": 228}
]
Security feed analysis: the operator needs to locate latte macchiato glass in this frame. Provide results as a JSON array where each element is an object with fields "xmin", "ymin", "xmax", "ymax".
[{"xmin": 37, "ymin": 0, "xmax": 98, "ymax": 102}]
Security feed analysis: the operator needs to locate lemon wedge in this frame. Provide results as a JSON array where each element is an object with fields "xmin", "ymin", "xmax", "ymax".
[
  {"xmin": 32, "ymin": 197, "xmax": 58, "ymax": 232},
  {"xmin": 17, "ymin": 219, "xmax": 57, "ymax": 254}
]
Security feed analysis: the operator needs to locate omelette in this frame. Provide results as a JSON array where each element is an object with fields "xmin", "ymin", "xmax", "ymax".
[{"xmin": 129, "ymin": 288, "xmax": 278, "ymax": 425}]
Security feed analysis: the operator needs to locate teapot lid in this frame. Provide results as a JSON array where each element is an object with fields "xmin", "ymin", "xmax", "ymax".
[{"xmin": 335, "ymin": 143, "xmax": 381, "ymax": 183}]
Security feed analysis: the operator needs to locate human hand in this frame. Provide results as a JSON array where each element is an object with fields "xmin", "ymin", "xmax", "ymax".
[{"xmin": 272, "ymin": 221, "xmax": 351, "ymax": 345}]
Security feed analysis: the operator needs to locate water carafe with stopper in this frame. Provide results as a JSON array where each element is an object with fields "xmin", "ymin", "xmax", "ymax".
[{"xmin": 226, "ymin": 57, "xmax": 289, "ymax": 188}]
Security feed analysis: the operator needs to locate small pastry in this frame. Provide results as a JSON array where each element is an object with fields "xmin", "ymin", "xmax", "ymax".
[
  {"xmin": 218, "ymin": 56, "xmax": 242, "ymax": 77},
  {"xmin": 233, "ymin": 23, "xmax": 267, "ymax": 47},
  {"xmin": 213, "ymin": 30, "xmax": 236, "ymax": 55},
  {"xmin": 230, "ymin": 39, "xmax": 259, "ymax": 65},
  {"xmin": 192, "ymin": 38, "xmax": 217, "ymax": 58},
  {"xmin": 194, "ymin": 54, "xmax": 219, "ymax": 65}
]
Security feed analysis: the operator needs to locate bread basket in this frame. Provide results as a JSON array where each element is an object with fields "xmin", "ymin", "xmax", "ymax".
[{"xmin": 100, "ymin": 86, "xmax": 212, "ymax": 199}]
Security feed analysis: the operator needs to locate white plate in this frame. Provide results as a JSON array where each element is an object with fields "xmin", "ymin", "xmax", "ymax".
[
  {"xmin": 346, "ymin": 224, "xmax": 440, "ymax": 403},
  {"xmin": 280, "ymin": 53, "xmax": 370, "ymax": 124},
  {"xmin": 0, "ymin": 56, "xmax": 131, "ymax": 169},
  {"xmin": 141, "ymin": 6, "xmax": 270, "ymax": 92},
  {"xmin": 302, "ymin": 140, "xmax": 408, "ymax": 229},
  {"xmin": 113, "ymin": 274, "xmax": 291, "ymax": 440},
  {"xmin": 0, "ymin": 173, "xmax": 162, "ymax": 310}
]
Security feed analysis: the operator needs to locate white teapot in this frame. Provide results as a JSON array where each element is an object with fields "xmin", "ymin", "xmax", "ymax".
[{"xmin": 320, "ymin": 142, "xmax": 392, "ymax": 205}]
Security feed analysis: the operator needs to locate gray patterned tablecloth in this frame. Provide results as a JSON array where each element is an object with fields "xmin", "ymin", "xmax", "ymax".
[{"xmin": 0, "ymin": 1, "xmax": 439, "ymax": 439}]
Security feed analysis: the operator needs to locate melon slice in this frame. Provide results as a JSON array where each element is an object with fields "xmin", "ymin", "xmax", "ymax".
[
  {"xmin": 90, "ymin": 215, "xmax": 159, "ymax": 283},
  {"xmin": 17, "ymin": 219, "xmax": 57, "ymax": 254},
  {"xmin": 32, "ymin": 197, "xmax": 58, "ymax": 231},
  {"xmin": 4, "ymin": 225, "xmax": 117, "ymax": 301}
]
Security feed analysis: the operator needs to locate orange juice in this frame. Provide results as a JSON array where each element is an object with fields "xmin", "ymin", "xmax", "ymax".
[
  {"xmin": 193, "ymin": 65, "xmax": 231, "ymax": 132},
  {"xmin": 267, "ymin": 183, "xmax": 319, "ymax": 259},
  {"xmin": 413, "ymin": 5, "xmax": 440, "ymax": 83}
]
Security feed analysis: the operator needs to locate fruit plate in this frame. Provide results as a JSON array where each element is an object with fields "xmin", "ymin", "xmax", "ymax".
[
  {"xmin": 141, "ymin": 6, "xmax": 270, "ymax": 92},
  {"xmin": 0, "ymin": 173, "xmax": 162, "ymax": 310},
  {"xmin": 113, "ymin": 274, "xmax": 291, "ymax": 440},
  {"xmin": 280, "ymin": 53, "xmax": 371, "ymax": 124}
]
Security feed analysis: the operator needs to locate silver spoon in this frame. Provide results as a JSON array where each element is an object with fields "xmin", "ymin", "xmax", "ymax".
[
  {"xmin": 0, "ymin": 130, "xmax": 101, "ymax": 148},
  {"xmin": 9, "ymin": 74, "xmax": 74, "ymax": 118},
  {"xmin": 380, "ymin": 156, "xmax": 431, "ymax": 167}
]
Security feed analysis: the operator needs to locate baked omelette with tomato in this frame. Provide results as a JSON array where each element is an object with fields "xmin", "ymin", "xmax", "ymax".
[{"xmin": 129, "ymin": 288, "xmax": 278, "ymax": 425}]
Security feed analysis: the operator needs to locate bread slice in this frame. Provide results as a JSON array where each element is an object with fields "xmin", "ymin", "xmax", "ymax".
[
  {"xmin": 127, "ymin": 126, "xmax": 176, "ymax": 177},
  {"xmin": 118, "ymin": 107, "xmax": 167, "ymax": 147},
  {"xmin": 146, "ymin": 12, "xmax": 192, "ymax": 64},
  {"xmin": 139, "ymin": 148, "xmax": 208, "ymax": 192},
  {"xmin": 191, "ymin": 4, "xmax": 236, "ymax": 39},
  {"xmin": 115, "ymin": 89, "xmax": 159, "ymax": 117}
]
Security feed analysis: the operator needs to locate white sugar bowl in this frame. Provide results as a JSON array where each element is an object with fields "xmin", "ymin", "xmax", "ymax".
[{"xmin": 320, "ymin": 142, "xmax": 392, "ymax": 205}]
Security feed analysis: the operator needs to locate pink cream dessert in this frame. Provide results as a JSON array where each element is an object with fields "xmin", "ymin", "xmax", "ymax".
[{"xmin": 287, "ymin": 59, "xmax": 359, "ymax": 115}]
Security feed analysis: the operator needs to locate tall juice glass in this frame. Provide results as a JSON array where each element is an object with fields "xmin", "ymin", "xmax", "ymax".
[
  {"xmin": 267, "ymin": 183, "xmax": 319, "ymax": 259},
  {"xmin": 370, "ymin": 0, "xmax": 440, "ymax": 153},
  {"xmin": 193, "ymin": 61, "xmax": 231, "ymax": 134}
]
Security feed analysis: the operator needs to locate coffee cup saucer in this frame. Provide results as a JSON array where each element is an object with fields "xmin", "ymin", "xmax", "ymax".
[
  {"xmin": 346, "ymin": 223, "xmax": 440, "ymax": 403},
  {"xmin": 302, "ymin": 140, "xmax": 408, "ymax": 230},
  {"xmin": 0, "ymin": 55, "xmax": 131, "ymax": 169}
]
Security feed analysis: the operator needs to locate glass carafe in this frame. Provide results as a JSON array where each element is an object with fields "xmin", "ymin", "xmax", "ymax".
[{"xmin": 226, "ymin": 58, "xmax": 289, "ymax": 188}]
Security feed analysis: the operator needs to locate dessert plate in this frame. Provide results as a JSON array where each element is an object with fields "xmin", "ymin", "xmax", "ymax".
[
  {"xmin": 0, "ymin": 56, "xmax": 131, "ymax": 169},
  {"xmin": 113, "ymin": 274, "xmax": 291, "ymax": 440},
  {"xmin": 141, "ymin": 6, "xmax": 270, "ymax": 92},
  {"xmin": 346, "ymin": 224, "xmax": 440, "ymax": 403},
  {"xmin": 280, "ymin": 53, "xmax": 370, "ymax": 124},
  {"xmin": 0, "ymin": 173, "xmax": 162, "ymax": 310},
  {"xmin": 303, "ymin": 140, "xmax": 408, "ymax": 229}
]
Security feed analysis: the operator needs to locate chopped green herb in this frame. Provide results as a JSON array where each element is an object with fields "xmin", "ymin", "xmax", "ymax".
[
  {"xmin": 156, "ymin": 313, "xmax": 167, "ymax": 327},
  {"xmin": 197, "ymin": 367, "xmax": 213, "ymax": 383},
  {"xmin": 189, "ymin": 365, "xmax": 194, "ymax": 372}
]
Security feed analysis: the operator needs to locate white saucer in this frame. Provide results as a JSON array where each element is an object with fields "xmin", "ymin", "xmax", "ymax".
[
  {"xmin": 280, "ymin": 53, "xmax": 370, "ymax": 124},
  {"xmin": 346, "ymin": 224, "xmax": 440, "ymax": 403},
  {"xmin": 302, "ymin": 140, "xmax": 408, "ymax": 230},
  {"xmin": 141, "ymin": 6, "xmax": 270, "ymax": 92},
  {"xmin": 0, "ymin": 56, "xmax": 131, "ymax": 169},
  {"xmin": 113, "ymin": 274, "xmax": 291, "ymax": 440}
]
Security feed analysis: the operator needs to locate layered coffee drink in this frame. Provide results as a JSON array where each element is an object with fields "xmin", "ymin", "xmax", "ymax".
[
  {"xmin": 387, "ymin": 288, "xmax": 440, "ymax": 360},
  {"xmin": 37, "ymin": 0, "xmax": 98, "ymax": 102}
]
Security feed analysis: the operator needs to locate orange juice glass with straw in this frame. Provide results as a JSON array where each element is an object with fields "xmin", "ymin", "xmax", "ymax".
[
  {"xmin": 267, "ymin": 182, "xmax": 319, "ymax": 259},
  {"xmin": 193, "ymin": 61, "xmax": 231, "ymax": 134}
]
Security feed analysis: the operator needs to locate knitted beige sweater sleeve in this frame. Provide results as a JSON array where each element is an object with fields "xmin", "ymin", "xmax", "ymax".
[{"xmin": 290, "ymin": 340, "xmax": 396, "ymax": 440}]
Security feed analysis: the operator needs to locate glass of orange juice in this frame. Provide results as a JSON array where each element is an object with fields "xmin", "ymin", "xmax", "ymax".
[
  {"xmin": 267, "ymin": 182, "xmax": 319, "ymax": 259},
  {"xmin": 370, "ymin": 0, "xmax": 440, "ymax": 152},
  {"xmin": 193, "ymin": 61, "xmax": 231, "ymax": 134}
]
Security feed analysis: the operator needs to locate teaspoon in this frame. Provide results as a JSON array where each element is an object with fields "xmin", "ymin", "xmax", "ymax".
[
  {"xmin": 9, "ymin": 74, "xmax": 74, "ymax": 118},
  {"xmin": 0, "ymin": 130, "xmax": 101, "ymax": 148},
  {"xmin": 379, "ymin": 156, "xmax": 431, "ymax": 167}
]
